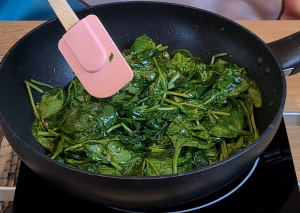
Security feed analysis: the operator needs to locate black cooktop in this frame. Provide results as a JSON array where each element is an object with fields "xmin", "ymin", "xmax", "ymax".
[{"xmin": 12, "ymin": 119, "xmax": 300, "ymax": 213}]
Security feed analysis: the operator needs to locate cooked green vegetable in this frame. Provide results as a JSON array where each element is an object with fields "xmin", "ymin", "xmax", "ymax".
[
  {"xmin": 109, "ymin": 52, "xmax": 114, "ymax": 62},
  {"xmin": 26, "ymin": 35, "xmax": 262, "ymax": 176}
]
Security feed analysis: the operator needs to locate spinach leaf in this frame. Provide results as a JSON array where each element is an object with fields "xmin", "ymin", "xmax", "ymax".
[
  {"xmin": 209, "ymin": 116, "xmax": 238, "ymax": 138},
  {"xmin": 61, "ymin": 103, "xmax": 117, "ymax": 141},
  {"xmin": 170, "ymin": 49, "xmax": 193, "ymax": 59},
  {"xmin": 144, "ymin": 154, "xmax": 173, "ymax": 176},
  {"xmin": 247, "ymin": 77, "xmax": 262, "ymax": 108},
  {"xmin": 39, "ymin": 88, "xmax": 65, "ymax": 120},
  {"xmin": 193, "ymin": 149, "xmax": 210, "ymax": 168},
  {"xmin": 131, "ymin": 35, "xmax": 156, "ymax": 55},
  {"xmin": 67, "ymin": 78, "xmax": 92, "ymax": 108}
]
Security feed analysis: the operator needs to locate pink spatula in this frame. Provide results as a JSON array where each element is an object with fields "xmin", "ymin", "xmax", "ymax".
[{"xmin": 48, "ymin": 0, "xmax": 133, "ymax": 98}]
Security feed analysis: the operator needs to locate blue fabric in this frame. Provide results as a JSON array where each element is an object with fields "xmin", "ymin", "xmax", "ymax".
[{"xmin": 0, "ymin": 0, "xmax": 87, "ymax": 20}]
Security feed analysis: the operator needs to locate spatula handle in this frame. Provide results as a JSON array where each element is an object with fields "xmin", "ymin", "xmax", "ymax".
[{"xmin": 48, "ymin": 0, "xmax": 80, "ymax": 31}]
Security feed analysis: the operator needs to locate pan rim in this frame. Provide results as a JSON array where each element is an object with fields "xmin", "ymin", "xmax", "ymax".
[{"xmin": 0, "ymin": 1, "xmax": 287, "ymax": 180}]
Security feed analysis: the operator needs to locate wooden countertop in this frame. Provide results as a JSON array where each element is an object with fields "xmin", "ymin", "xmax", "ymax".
[{"xmin": 0, "ymin": 20, "xmax": 300, "ymax": 180}]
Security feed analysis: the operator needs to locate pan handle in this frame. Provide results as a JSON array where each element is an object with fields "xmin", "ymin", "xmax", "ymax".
[{"xmin": 268, "ymin": 31, "xmax": 300, "ymax": 76}]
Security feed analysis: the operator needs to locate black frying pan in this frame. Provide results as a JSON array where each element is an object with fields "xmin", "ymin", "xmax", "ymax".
[{"xmin": 0, "ymin": 2, "xmax": 299, "ymax": 210}]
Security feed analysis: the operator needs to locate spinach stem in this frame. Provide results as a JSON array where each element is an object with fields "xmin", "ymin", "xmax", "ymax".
[
  {"xmin": 31, "ymin": 79, "xmax": 54, "ymax": 89},
  {"xmin": 64, "ymin": 143, "xmax": 86, "ymax": 153},
  {"xmin": 238, "ymin": 100, "xmax": 253, "ymax": 133},
  {"xmin": 166, "ymin": 91, "xmax": 189, "ymax": 98},
  {"xmin": 121, "ymin": 123, "xmax": 134, "ymax": 136},
  {"xmin": 110, "ymin": 161, "xmax": 122, "ymax": 171},
  {"xmin": 53, "ymin": 127, "xmax": 61, "ymax": 131},
  {"xmin": 141, "ymin": 160, "xmax": 146, "ymax": 177},
  {"xmin": 161, "ymin": 98, "xmax": 206, "ymax": 109},
  {"xmin": 173, "ymin": 147, "xmax": 181, "ymax": 174},
  {"xmin": 48, "ymin": 129, "xmax": 60, "ymax": 136},
  {"xmin": 148, "ymin": 145, "xmax": 169, "ymax": 152},
  {"xmin": 211, "ymin": 111, "xmax": 231, "ymax": 116},
  {"xmin": 191, "ymin": 126, "xmax": 206, "ymax": 131},
  {"xmin": 182, "ymin": 102, "xmax": 205, "ymax": 109},
  {"xmin": 249, "ymin": 103, "xmax": 259, "ymax": 140},
  {"xmin": 37, "ymin": 131, "xmax": 53, "ymax": 136},
  {"xmin": 121, "ymin": 118, "xmax": 146, "ymax": 121},
  {"xmin": 161, "ymin": 98, "xmax": 181, "ymax": 107},
  {"xmin": 208, "ymin": 112, "xmax": 214, "ymax": 123},
  {"xmin": 148, "ymin": 145, "xmax": 169, "ymax": 149},
  {"xmin": 25, "ymin": 81, "xmax": 40, "ymax": 120},
  {"xmin": 168, "ymin": 73, "xmax": 181, "ymax": 89},
  {"xmin": 153, "ymin": 57, "xmax": 168, "ymax": 91},
  {"xmin": 144, "ymin": 105, "xmax": 160, "ymax": 111},
  {"xmin": 202, "ymin": 95, "xmax": 215, "ymax": 105},
  {"xmin": 219, "ymin": 140, "xmax": 229, "ymax": 161},
  {"xmin": 210, "ymin": 52, "xmax": 228, "ymax": 65},
  {"xmin": 156, "ymin": 44, "xmax": 162, "ymax": 49},
  {"xmin": 160, "ymin": 93, "xmax": 167, "ymax": 105},
  {"xmin": 136, "ymin": 97, "xmax": 148, "ymax": 105},
  {"xmin": 235, "ymin": 136, "xmax": 244, "ymax": 149},
  {"xmin": 228, "ymin": 125, "xmax": 252, "ymax": 135},
  {"xmin": 107, "ymin": 123, "xmax": 123, "ymax": 133},
  {"xmin": 64, "ymin": 139, "xmax": 113, "ymax": 153},
  {"xmin": 26, "ymin": 81, "xmax": 44, "ymax": 93},
  {"xmin": 157, "ymin": 107, "xmax": 176, "ymax": 111},
  {"xmin": 66, "ymin": 81, "xmax": 74, "ymax": 104},
  {"xmin": 134, "ymin": 105, "xmax": 148, "ymax": 110},
  {"xmin": 156, "ymin": 45, "xmax": 168, "ymax": 51},
  {"xmin": 51, "ymin": 138, "xmax": 63, "ymax": 160},
  {"xmin": 88, "ymin": 139, "xmax": 117, "ymax": 143},
  {"xmin": 149, "ymin": 148, "xmax": 167, "ymax": 152},
  {"xmin": 212, "ymin": 113, "xmax": 219, "ymax": 120},
  {"xmin": 173, "ymin": 96, "xmax": 181, "ymax": 103},
  {"xmin": 63, "ymin": 137, "xmax": 77, "ymax": 145}
]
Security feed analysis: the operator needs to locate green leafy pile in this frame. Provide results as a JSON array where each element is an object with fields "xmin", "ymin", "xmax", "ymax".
[{"xmin": 25, "ymin": 35, "xmax": 262, "ymax": 176}]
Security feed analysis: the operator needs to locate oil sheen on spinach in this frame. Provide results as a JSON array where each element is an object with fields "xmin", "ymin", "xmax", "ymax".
[{"xmin": 26, "ymin": 35, "xmax": 262, "ymax": 176}]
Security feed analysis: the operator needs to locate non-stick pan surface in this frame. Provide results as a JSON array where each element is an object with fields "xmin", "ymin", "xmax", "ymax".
[{"xmin": 0, "ymin": 2, "xmax": 286, "ymax": 209}]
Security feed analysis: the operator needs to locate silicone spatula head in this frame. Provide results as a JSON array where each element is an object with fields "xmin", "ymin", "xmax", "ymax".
[{"xmin": 48, "ymin": 0, "xmax": 133, "ymax": 98}]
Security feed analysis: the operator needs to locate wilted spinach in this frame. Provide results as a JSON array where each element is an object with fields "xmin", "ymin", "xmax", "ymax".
[{"xmin": 26, "ymin": 35, "xmax": 262, "ymax": 176}]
